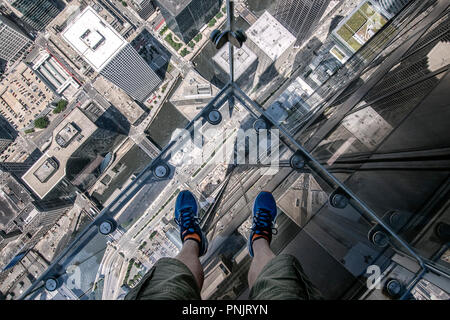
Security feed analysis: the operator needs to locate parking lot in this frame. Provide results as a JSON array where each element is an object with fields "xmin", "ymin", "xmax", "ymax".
[{"xmin": 0, "ymin": 62, "xmax": 55, "ymax": 131}]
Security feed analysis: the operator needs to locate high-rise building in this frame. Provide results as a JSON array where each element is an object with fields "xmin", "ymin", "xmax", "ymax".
[
  {"xmin": 0, "ymin": 168, "xmax": 73, "ymax": 271},
  {"xmin": 0, "ymin": 162, "xmax": 32, "ymax": 180},
  {"xmin": 0, "ymin": 126, "xmax": 14, "ymax": 154},
  {"xmin": 374, "ymin": 0, "xmax": 412, "ymax": 17},
  {"xmin": 274, "ymin": 0, "xmax": 331, "ymax": 46},
  {"xmin": 133, "ymin": 0, "xmax": 156, "ymax": 20},
  {"xmin": 61, "ymin": 6, "xmax": 161, "ymax": 103},
  {"xmin": 156, "ymin": 0, "xmax": 223, "ymax": 43},
  {"xmin": 22, "ymin": 108, "xmax": 97, "ymax": 200},
  {"xmin": 11, "ymin": 0, "xmax": 63, "ymax": 31},
  {"xmin": 100, "ymin": 44, "xmax": 162, "ymax": 103},
  {"xmin": 0, "ymin": 14, "xmax": 32, "ymax": 63}
]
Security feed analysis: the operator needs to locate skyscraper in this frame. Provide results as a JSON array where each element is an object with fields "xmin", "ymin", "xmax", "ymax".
[
  {"xmin": 0, "ymin": 14, "xmax": 32, "ymax": 63},
  {"xmin": 11, "ymin": 0, "xmax": 63, "ymax": 31},
  {"xmin": 133, "ymin": 0, "xmax": 156, "ymax": 20},
  {"xmin": 296, "ymin": 0, "xmax": 450, "ymax": 246},
  {"xmin": 0, "ymin": 125, "xmax": 14, "ymax": 154},
  {"xmin": 274, "ymin": 0, "xmax": 331, "ymax": 46},
  {"xmin": 374, "ymin": 0, "xmax": 412, "ymax": 17},
  {"xmin": 0, "ymin": 160, "xmax": 34, "ymax": 181},
  {"xmin": 0, "ymin": 167, "xmax": 73, "ymax": 272},
  {"xmin": 100, "ymin": 44, "xmax": 162, "ymax": 103},
  {"xmin": 156, "ymin": 0, "xmax": 223, "ymax": 43},
  {"xmin": 61, "ymin": 7, "xmax": 161, "ymax": 103}
]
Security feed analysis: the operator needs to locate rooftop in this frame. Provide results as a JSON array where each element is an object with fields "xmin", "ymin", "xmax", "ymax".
[
  {"xmin": 0, "ymin": 170, "xmax": 33, "ymax": 229},
  {"xmin": 246, "ymin": 11, "xmax": 296, "ymax": 61},
  {"xmin": 22, "ymin": 108, "xmax": 97, "ymax": 199},
  {"xmin": 212, "ymin": 44, "xmax": 258, "ymax": 80},
  {"xmin": 55, "ymin": 123, "xmax": 80, "ymax": 148},
  {"xmin": 170, "ymin": 69, "xmax": 220, "ymax": 120},
  {"xmin": 33, "ymin": 158, "xmax": 58, "ymax": 183},
  {"xmin": 30, "ymin": 51, "xmax": 81, "ymax": 98},
  {"xmin": 334, "ymin": 0, "xmax": 388, "ymax": 53},
  {"xmin": 61, "ymin": 6, "xmax": 128, "ymax": 72}
]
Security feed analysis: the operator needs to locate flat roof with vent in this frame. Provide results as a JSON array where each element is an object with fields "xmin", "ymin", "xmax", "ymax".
[
  {"xmin": 246, "ymin": 11, "xmax": 296, "ymax": 61},
  {"xmin": 61, "ymin": 6, "xmax": 127, "ymax": 72},
  {"xmin": 22, "ymin": 108, "xmax": 97, "ymax": 199},
  {"xmin": 33, "ymin": 158, "xmax": 59, "ymax": 183},
  {"xmin": 212, "ymin": 44, "xmax": 257, "ymax": 80},
  {"xmin": 55, "ymin": 123, "xmax": 80, "ymax": 148}
]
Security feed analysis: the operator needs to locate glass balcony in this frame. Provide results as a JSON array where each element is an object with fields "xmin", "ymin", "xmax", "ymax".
[{"xmin": 18, "ymin": 0, "xmax": 450, "ymax": 300}]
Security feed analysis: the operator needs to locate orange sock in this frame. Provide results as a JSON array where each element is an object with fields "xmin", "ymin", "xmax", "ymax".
[
  {"xmin": 184, "ymin": 233, "xmax": 201, "ymax": 243},
  {"xmin": 252, "ymin": 233, "xmax": 270, "ymax": 244}
]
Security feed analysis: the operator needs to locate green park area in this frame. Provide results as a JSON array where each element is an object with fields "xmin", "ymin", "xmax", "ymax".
[
  {"xmin": 336, "ymin": 2, "xmax": 388, "ymax": 52},
  {"xmin": 53, "ymin": 100, "xmax": 68, "ymax": 114},
  {"xmin": 180, "ymin": 48, "xmax": 190, "ymax": 57},
  {"xmin": 159, "ymin": 25, "xmax": 168, "ymax": 36},
  {"xmin": 208, "ymin": 17, "xmax": 217, "ymax": 28},
  {"xmin": 165, "ymin": 33, "xmax": 182, "ymax": 51},
  {"xmin": 347, "ymin": 11, "xmax": 367, "ymax": 32},
  {"xmin": 34, "ymin": 117, "xmax": 49, "ymax": 129},
  {"xmin": 194, "ymin": 33, "xmax": 203, "ymax": 43}
]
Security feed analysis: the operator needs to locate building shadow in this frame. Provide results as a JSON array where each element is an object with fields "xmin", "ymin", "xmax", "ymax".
[
  {"xmin": 192, "ymin": 41, "xmax": 228, "ymax": 89},
  {"xmin": 254, "ymin": 61, "xmax": 280, "ymax": 93},
  {"xmin": 328, "ymin": 15, "xmax": 344, "ymax": 36},
  {"xmin": 0, "ymin": 58, "xmax": 6, "ymax": 79},
  {"xmin": 0, "ymin": 115, "xmax": 18, "ymax": 140},
  {"xmin": 95, "ymin": 105, "xmax": 131, "ymax": 136},
  {"xmin": 131, "ymin": 29, "xmax": 172, "ymax": 80}
]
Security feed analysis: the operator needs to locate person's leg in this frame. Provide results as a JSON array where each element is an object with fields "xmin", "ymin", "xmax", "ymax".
[
  {"xmin": 173, "ymin": 190, "xmax": 208, "ymax": 289},
  {"xmin": 246, "ymin": 192, "xmax": 322, "ymax": 300},
  {"xmin": 175, "ymin": 239, "xmax": 204, "ymax": 289},
  {"xmin": 248, "ymin": 237, "xmax": 275, "ymax": 288},
  {"xmin": 247, "ymin": 191, "xmax": 278, "ymax": 288},
  {"xmin": 125, "ymin": 190, "xmax": 208, "ymax": 300}
]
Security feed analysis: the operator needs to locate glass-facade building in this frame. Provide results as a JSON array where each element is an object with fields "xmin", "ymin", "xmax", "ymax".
[
  {"xmin": 11, "ymin": 0, "xmax": 63, "ymax": 31},
  {"xmin": 133, "ymin": 0, "xmax": 156, "ymax": 20},
  {"xmin": 100, "ymin": 44, "xmax": 162, "ymax": 103},
  {"xmin": 375, "ymin": 0, "xmax": 412, "ymax": 17},
  {"xmin": 274, "ymin": 0, "xmax": 331, "ymax": 46},
  {"xmin": 156, "ymin": 0, "xmax": 223, "ymax": 42},
  {"xmin": 0, "ymin": 14, "xmax": 31, "ymax": 63}
]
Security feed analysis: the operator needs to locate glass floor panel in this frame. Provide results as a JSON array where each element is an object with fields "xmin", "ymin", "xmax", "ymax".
[{"xmin": 15, "ymin": 0, "xmax": 450, "ymax": 300}]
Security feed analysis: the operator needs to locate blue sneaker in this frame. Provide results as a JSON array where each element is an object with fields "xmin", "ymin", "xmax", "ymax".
[
  {"xmin": 248, "ymin": 192, "xmax": 278, "ymax": 257},
  {"xmin": 174, "ymin": 190, "xmax": 208, "ymax": 256}
]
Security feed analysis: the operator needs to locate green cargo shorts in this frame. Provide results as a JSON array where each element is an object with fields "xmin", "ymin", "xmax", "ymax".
[{"xmin": 125, "ymin": 254, "xmax": 322, "ymax": 300}]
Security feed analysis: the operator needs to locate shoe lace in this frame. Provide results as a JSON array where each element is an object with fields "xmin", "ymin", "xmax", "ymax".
[
  {"xmin": 252, "ymin": 208, "xmax": 278, "ymax": 235},
  {"xmin": 174, "ymin": 208, "xmax": 199, "ymax": 230}
]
